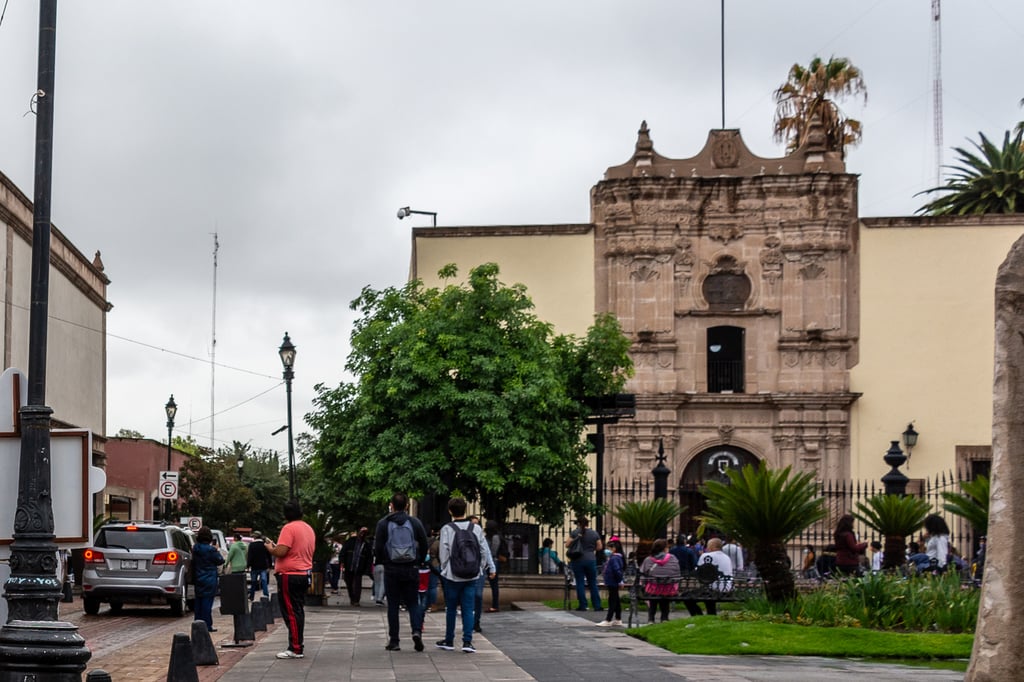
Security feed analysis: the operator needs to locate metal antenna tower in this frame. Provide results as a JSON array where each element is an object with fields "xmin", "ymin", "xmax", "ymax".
[
  {"xmin": 932, "ymin": 0, "xmax": 943, "ymax": 186},
  {"xmin": 210, "ymin": 232, "xmax": 219, "ymax": 450}
]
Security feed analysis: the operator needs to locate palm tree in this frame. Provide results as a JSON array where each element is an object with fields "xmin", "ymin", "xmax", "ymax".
[
  {"xmin": 614, "ymin": 498, "xmax": 685, "ymax": 564},
  {"xmin": 773, "ymin": 56, "xmax": 867, "ymax": 156},
  {"xmin": 942, "ymin": 475, "xmax": 989, "ymax": 537},
  {"xmin": 699, "ymin": 464, "xmax": 826, "ymax": 603},
  {"xmin": 917, "ymin": 130, "xmax": 1024, "ymax": 215},
  {"xmin": 854, "ymin": 494, "xmax": 930, "ymax": 570}
]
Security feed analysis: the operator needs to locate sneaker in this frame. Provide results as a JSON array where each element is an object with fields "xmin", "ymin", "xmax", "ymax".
[
  {"xmin": 595, "ymin": 620, "xmax": 612, "ymax": 627},
  {"xmin": 276, "ymin": 650, "xmax": 304, "ymax": 659},
  {"xmin": 611, "ymin": 619, "xmax": 624, "ymax": 627},
  {"xmin": 435, "ymin": 640, "xmax": 454, "ymax": 651},
  {"xmin": 385, "ymin": 642, "xmax": 400, "ymax": 651},
  {"xmin": 412, "ymin": 633, "xmax": 424, "ymax": 652},
  {"xmin": 462, "ymin": 642, "xmax": 476, "ymax": 654}
]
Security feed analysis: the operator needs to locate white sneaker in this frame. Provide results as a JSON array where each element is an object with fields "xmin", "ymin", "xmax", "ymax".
[
  {"xmin": 595, "ymin": 620, "xmax": 612, "ymax": 627},
  {"xmin": 611, "ymin": 619, "xmax": 624, "ymax": 627},
  {"xmin": 276, "ymin": 650, "xmax": 304, "ymax": 659}
]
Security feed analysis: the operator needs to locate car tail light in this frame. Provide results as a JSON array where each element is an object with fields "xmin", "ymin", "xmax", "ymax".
[
  {"xmin": 153, "ymin": 551, "xmax": 179, "ymax": 565},
  {"xmin": 83, "ymin": 549, "xmax": 105, "ymax": 564}
]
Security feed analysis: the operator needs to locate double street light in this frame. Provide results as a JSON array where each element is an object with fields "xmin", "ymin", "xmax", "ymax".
[{"xmin": 279, "ymin": 332, "xmax": 297, "ymax": 501}]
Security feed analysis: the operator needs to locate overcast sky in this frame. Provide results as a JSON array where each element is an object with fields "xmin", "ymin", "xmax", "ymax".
[{"xmin": 0, "ymin": 1, "xmax": 1021, "ymax": 462}]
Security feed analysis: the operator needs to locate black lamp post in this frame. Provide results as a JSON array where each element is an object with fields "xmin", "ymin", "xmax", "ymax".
[
  {"xmin": 652, "ymin": 438, "xmax": 672, "ymax": 540},
  {"xmin": 237, "ymin": 451, "xmax": 245, "ymax": 482},
  {"xmin": 165, "ymin": 395, "xmax": 177, "ymax": 521},
  {"xmin": 0, "ymin": 2, "xmax": 92, "ymax": 676},
  {"xmin": 279, "ymin": 332, "xmax": 297, "ymax": 501}
]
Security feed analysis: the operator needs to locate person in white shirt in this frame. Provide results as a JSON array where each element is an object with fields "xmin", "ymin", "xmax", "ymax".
[
  {"xmin": 869, "ymin": 540, "xmax": 883, "ymax": 572},
  {"xmin": 683, "ymin": 537, "xmax": 734, "ymax": 616},
  {"xmin": 721, "ymin": 538, "xmax": 745, "ymax": 572}
]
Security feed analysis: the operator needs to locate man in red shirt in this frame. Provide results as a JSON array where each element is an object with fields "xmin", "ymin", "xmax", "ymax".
[{"xmin": 264, "ymin": 500, "xmax": 315, "ymax": 659}]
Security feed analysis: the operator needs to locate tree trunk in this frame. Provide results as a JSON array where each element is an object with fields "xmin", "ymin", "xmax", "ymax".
[
  {"xmin": 882, "ymin": 535, "xmax": 906, "ymax": 570},
  {"xmin": 756, "ymin": 542, "xmax": 796, "ymax": 603}
]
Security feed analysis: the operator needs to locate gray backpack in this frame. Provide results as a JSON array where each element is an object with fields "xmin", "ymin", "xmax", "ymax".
[{"xmin": 386, "ymin": 518, "xmax": 417, "ymax": 563}]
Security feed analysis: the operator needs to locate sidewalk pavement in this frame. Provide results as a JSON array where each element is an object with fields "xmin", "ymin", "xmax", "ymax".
[{"xmin": 218, "ymin": 596, "xmax": 966, "ymax": 681}]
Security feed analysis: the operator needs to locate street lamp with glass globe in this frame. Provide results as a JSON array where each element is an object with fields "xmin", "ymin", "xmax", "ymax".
[{"xmin": 279, "ymin": 332, "xmax": 297, "ymax": 501}]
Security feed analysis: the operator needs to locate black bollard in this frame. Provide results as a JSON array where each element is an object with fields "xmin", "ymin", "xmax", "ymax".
[
  {"xmin": 251, "ymin": 601, "xmax": 267, "ymax": 632},
  {"xmin": 190, "ymin": 620, "xmax": 220, "ymax": 666},
  {"xmin": 61, "ymin": 579, "xmax": 74, "ymax": 603},
  {"xmin": 86, "ymin": 670, "xmax": 113, "ymax": 682},
  {"xmin": 166, "ymin": 632, "xmax": 199, "ymax": 682},
  {"xmin": 232, "ymin": 612, "xmax": 255, "ymax": 644},
  {"xmin": 268, "ymin": 594, "xmax": 281, "ymax": 621}
]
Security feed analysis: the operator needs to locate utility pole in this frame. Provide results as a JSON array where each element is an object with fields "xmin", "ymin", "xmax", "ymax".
[{"xmin": 0, "ymin": 1, "xmax": 92, "ymax": 677}]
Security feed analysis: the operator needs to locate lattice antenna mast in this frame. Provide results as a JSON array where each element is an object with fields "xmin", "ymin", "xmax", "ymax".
[
  {"xmin": 210, "ymin": 232, "xmax": 219, "ymax": 450},
  {"xmin": 932, "ymin": 0, "xmax": 943, "ymax": 186}
]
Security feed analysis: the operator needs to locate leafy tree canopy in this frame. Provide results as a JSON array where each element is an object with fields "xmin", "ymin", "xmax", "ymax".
[
  {"xmin": 307, "ymin": 263, "xmax": 633, "ymax": 525},
  {"xmin": 115, "ymin": 428, "xmax": 145, "ymax": 439},
  {"xmin": 773, "ymin": 55, "xmax": 867, "ymax": 157},
  {"xmin": 916, "ymin": 129, "xmax": 1024, "ymax": 215}
]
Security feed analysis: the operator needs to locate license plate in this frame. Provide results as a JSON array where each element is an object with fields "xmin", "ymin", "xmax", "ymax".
[{"xmin": 120, "ymin": 559, "xmax": 139, "ymax": 570}]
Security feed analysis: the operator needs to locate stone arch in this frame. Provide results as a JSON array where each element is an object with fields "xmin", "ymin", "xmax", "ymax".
[{"xmin": 675, "ymin": 444, "xmax": 762, "ymax": 539}]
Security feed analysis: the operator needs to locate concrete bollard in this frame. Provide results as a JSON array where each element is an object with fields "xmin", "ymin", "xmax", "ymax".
[
  {"xmin": 267, "ymin": 594, "xmax": 281, "ymax": 621},
  {"xmin": 166, "ymin": 632, "xmax": 199, "ymax": 682},
  {"xmin": 251, "ymin": 601, "xmax": 267, "ymax": 632},
  {"xmin": 190, "ymin": 620, "xmax": 219, "ymax": 666},
  {"xmin": 232, "ymin": 612, "xmax": 255, "ymax": 644},
  {"xmin": 86, "ymin": 670, "xmax": 112, "ymax": 682}
]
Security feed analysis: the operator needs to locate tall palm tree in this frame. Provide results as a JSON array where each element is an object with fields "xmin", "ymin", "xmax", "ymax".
[
  {"xmin": 917, "ymin": 130, "xmax": 1024, "ymax": 215},
  {"xmin": 854, "ymin": 494, "xmax": 930, "ymax": 570},
  {"xmin": 699, "ymin": 464, "xmax": 826, "ymax": 602},
  {"xmin": 773, "ymin": 56, "xmax": 867, "ymax": 157}
]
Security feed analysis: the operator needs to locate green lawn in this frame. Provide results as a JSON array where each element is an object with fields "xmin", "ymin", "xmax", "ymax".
[{"xmin": 543, "ymin": 600, "xmax": 972, "ymax": 667}]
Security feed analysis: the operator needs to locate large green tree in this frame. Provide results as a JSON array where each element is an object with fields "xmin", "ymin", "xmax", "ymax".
[
  {"xmin": 178, "ymin": 440, "xmax": 276, "ymax": 533},
  {"xmin": 917, "ymin": 129, "xmax": 1024, "ymax": 215},
  {"xmin": 773, "ymin": 56, "xmax": 867, "ymax": 156},
  {"xmin": 307, "ymin": 263, "xmax": 633, "ymax": 525}
]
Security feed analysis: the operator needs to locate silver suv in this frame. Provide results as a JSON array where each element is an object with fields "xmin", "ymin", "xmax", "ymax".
[{"xmin": 82, "ymin": 521, "xmax": 194, "ymax": 616}]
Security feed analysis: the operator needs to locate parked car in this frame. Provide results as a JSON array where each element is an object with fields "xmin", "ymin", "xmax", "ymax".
[{"xmin": 81, "ymin": 521, "xmax": 194, "ymax": 616}]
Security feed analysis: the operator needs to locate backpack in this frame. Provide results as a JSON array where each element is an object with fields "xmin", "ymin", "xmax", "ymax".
[
  {"xmin": 496, "ymin": 535, "xmax": 510, "ymax": 563},
  {"xmin": 448, "ymin": 522, "xmax": 482, "ymax": 579},
  {"xmin": 386, "ymin": 518, "xmax": 417, "ymax": 563}
]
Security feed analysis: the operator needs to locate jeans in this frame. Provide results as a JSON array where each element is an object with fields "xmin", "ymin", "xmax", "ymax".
[
  {"xmin": 604, "ymin": 585, "xmax": 621, "ymax": 621},
  {"xmin": 328, "ymin": 563, "xmax": 341, "ymax": 590},
  {"xmin": 249, "ymin": 568, "xmax": 269, "ymax": 599},
  {"xmin": 373, "ymin": 564, "xmax": 385, "ymax": 603},
  {"xmin": 488, "ymin": 564, "xmax": 500, "ymax": 609},
  {"xmin": 384, "ymin": 565, "xmax": 423, "ymax": 645},
  {"xmin": 571, "ymin": 559, "xmax": 602, "ymax": 610},
  {"xmin": 442, "ymin": 576, "xmax": 477, "ymax": 645},
  {"xmin": 473, "ymin": 572, "xmax": 487, "ymax": 630},
  {"xmin": 194, "ymin": 595, "xmax": 214, "ymax": 630},
  {"xmin": 427, "ymin": 570, "xmax": 439, "ymax": 609}
]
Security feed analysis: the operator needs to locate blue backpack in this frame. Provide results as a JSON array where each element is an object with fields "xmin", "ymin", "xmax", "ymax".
[{"xmin": 386, "ymin": 518, "xmax": 417, "ymax": 563}]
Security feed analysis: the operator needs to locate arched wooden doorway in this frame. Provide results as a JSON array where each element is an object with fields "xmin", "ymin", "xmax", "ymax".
[{"xmin": 676, "ymin": 445, "xmax": 761, "ymax": 539}]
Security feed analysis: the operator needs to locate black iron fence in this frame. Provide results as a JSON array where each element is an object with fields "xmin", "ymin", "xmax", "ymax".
[{"xmin": 498, "ymin": 468, "xmax": 981, "ymax": 574}]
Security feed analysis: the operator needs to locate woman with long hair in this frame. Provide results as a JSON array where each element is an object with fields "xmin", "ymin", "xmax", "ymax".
[
  {"xmin": 832, "ymin": 514, "xmax": 866, "ymax": 577},
  {"xmin": 192, "ymin": 525, "xmax": 225, "ymax": 632},
  {"xmin": 909, "ymin": 514, "xmax": 951, "ymax": 573}
]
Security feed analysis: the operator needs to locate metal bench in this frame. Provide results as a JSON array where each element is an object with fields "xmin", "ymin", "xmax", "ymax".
[{"xmin": 625, "ymin": 558, "xmax": 764, "ymax": 627}]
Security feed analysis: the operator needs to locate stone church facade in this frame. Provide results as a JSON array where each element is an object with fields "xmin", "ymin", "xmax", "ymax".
[{"xmin": 593, "ymin": 121, "xmax": 860, "ymax": 500}]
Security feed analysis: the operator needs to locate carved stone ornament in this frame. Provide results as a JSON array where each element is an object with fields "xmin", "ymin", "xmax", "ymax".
[
  {"xmin": 712, "ymin": 132, "xmax": 741, "ymax": 168},
  {"xmin": 708, "ymin": 223, "xmax": 744, "ymax": 244},
  {"xmin": 718, "ymin": 424, "xmax": 735, "ymax": 442},
  {"xmin": 799, "ymin": 261, "xmax": 826, "ymax": 280},
  {"xmin": 630, "ymin": 262, "xmax": 660, "ymax": 282}
]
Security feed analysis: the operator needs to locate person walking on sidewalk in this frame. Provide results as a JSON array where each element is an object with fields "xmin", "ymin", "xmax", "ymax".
[
  {"xmin": 265, "ymin": 500, "xmax": 315, "ymax": 660},
  {"xmin": 596, "ymin": 538, "xmax": 625, "ymax": 627},
  {"xmin": 566, "ymin": 516, "xmax": 603, "ymax": 611},
  {"xmin": 227, "ymin": 533, "xmax": 247, "ymax": 574},
  {"xmin": 247, "ymin": 530, "xmax": 271, "ymax": 601},
  {"xmin": 192, "ymin": 526, "xmax": 224, "ymax": 633},
  {"xmin": 468, "ymin": 515, "xmax": 497, "ymax": 635},
  {"xmin": 438, "ymin": 497, "xmax": 492, "ymax": 654},
  {"xmin": 341, "ymin": 527, "xmax": 373, "ymax": 606},
  {"xmin": 373, "ymin": 493, "xmax": 429, "ymax": 652}
]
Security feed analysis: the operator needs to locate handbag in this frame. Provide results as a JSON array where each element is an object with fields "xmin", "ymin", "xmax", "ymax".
[{"xmin": 566, "ymin": 534, "xmax": 584, "ymax": 561}]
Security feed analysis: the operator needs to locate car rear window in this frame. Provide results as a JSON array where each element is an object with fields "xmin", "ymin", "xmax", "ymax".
[{"xmin": 96, "ymin": 528, "xmax": 168, "ymax": 550}]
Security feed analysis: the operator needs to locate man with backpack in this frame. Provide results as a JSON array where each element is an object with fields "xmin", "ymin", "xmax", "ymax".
[
  {"xmin": 437, "ymin": 497, "xmax": 493, "ymax": 654},
  {"xmin": 373, "ymin": 493, "xmax": 429, "ymax": 652}
]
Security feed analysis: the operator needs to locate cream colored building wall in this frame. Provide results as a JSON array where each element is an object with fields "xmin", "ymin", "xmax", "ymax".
[
  {"xmin": 412, "ymin": 226, "xmax": 595, "ymax": 337},
  {"xmin": 851, "ymin": 216, "xmax": 1024, "ymax": 482}
]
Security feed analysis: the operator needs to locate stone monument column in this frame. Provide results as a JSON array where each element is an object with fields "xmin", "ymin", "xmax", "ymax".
[{"xmin": 967, "ymin": 233, "xmax": 1024, "ymax": 680}]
